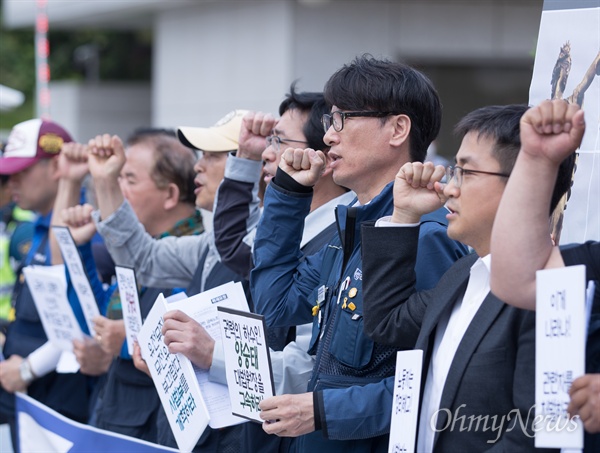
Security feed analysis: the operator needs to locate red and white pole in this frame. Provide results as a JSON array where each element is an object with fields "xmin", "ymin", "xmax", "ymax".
[{"xmin": 35, "ymin": 0, "xmax": 51, "ymax": 119}]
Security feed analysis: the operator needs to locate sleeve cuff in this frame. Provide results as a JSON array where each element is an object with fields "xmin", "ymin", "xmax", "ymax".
[
  {"xmin": 28, "ymin": 342, "xmax": 62, "ymax": 377},
  {"xmin": 375, "ymin": 215, "xmax": 420, "ymax": 227},
  {"xmin": 208, "ymin": 340, "xmax": 227, "ymax": 385},
  {"xmin": 272, "ymin": 167, "xmax": 313, "ymax": 193},
  {"xmin": 313, "ymin": 390, "xmax": 324, "ymax": 433},
  {"xmin": 225, "ymin": 153, "xmax": 263, "ymax": 183}
]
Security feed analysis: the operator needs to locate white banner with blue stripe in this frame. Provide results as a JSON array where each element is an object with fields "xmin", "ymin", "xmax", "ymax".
[{"xmin": 15, "ymin": 393, "xmax": 178, "ymax": 453}]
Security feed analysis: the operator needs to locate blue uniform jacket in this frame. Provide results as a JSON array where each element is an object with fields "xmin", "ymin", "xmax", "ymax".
[{"xmin": 251, "ymin": 181, "xmax": 469, "ymax": 451}]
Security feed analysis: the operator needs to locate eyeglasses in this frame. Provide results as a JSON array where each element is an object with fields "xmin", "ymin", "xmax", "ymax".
[
  {"xmin": 321, "ymin": 111, "xmax": 396, "ymax": 134},
  {"xmin": 445, "ymin": 165, "xmax": 510, "ymax": 188},
  {"xmin": 266, "ymin": 135, "xmax": 309, "ymax": 152}
]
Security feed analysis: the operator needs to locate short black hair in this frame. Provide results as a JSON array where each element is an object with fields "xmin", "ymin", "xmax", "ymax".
[
  {"xmin": 455, "ymin": 104, "xmax": 575, "ymax": 215},
  {"xmin": 323, "ymin": 54, "xmax": 442, "ymax": 162},
  {"xmin": 279, "ymin": 82, "xmax": 329, "ymax": 152}
]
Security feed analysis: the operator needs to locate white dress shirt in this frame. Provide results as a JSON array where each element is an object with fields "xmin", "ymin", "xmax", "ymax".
[{"xmin": 417, "ymin": 255, "xmax": 491, "ymax": 452}]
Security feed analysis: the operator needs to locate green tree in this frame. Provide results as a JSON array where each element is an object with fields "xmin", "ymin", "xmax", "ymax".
[{"xmin": 0, "ymin": 0, "xmax": 151, "ymax": 131}]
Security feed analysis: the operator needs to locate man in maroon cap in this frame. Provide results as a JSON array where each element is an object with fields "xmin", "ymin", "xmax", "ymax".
[{"xmin": 0, "ymin": 118, "xmax": 95, "ymax": 449}]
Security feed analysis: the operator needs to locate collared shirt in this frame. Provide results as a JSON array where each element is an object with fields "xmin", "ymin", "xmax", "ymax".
[
  {"xmin": 417, "ymin": 254, "xmax": 491, "ymax": 453},
  {"xmin": 301, "ymin": 191, "xmax": 356, "ymax": 249}
]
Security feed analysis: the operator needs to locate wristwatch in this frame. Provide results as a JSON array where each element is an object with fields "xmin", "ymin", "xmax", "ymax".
[{"xmin": 19, "ymin": 359, "xmax": 35, "ymax": 385}]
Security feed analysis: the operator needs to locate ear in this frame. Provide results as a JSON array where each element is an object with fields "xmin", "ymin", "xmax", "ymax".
[
  {"xmin": 389, "ymin": 114, "xmax": 411, "ymax": 148},
  {"xmin": 163, "ymin": 183, "xmax": 180, "ymax": 210}
]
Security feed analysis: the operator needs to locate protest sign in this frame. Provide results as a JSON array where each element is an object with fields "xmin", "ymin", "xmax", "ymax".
[
  {"xmin": 217, "ymin": 306, "xmax": 274, "ymax": 422},
  {"xmin": 388, "ymin": 349, "xmax": 423, "ymax": 453},
  {"xmin": 23, "ymin": 265, "xmax": 83, "ymax": 351},
  {"xmin": 51, "ymin": 226, "xmax": 99, "ymax": 336},
  {"xmin": 137, "ymin": 293, "xmax": 210, "ymax": 453},
  {"xmin": 535, "ymin": 265, "xmax": 585, "ymax": 449},
  {"xmin": 114, "ymin": 266, "xmax": 143, "ymax": 355},
  {"xmin": 167, "ymin": 281, "xmax": 249, "ymax": 429}
]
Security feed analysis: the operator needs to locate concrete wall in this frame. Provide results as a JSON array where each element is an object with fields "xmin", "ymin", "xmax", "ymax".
[
  {"xmin": 153, "ymin": 1, "xmax": 294, "ymax": 128},
  {"xmin": 152, "ymin": 0, "xmax": 542, "ymax": 129},
  {"xmin": 3, "ymin": 0, "xmax": 544, "ymax": 138},
  {"xmin": 49, "ymin": 81, "xmax": 151, "ymax": 143}
]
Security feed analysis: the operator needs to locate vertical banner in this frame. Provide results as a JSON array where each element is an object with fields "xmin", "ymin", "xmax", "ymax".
[
  {"xmin": 22, "ymin": 265, "xmax": 83, "ymax": 350},
  {"xmin": 52, "ymin": 226, "xmax": 100, "ymax": 336},
  {"xmin": 529, "ymin": 0, "xmax": 600, "ymax": 244},
  {"xmin": 217, "ymin": 306, "xmax": 275, "ymax": 422},
  {"xmin": 114, "ymin": 266, "xmax": 143, "ymax": 355},
  {"xmin": 535, "ymin": 265, "xmax": 586, "ymax": 449},
  {"xmin": 137, "ymin": 293, "xmax": 210, "ymax": 453},
  {"xmin": 388, "ymin": 350, "xmax": 423, "ymax": 453}
]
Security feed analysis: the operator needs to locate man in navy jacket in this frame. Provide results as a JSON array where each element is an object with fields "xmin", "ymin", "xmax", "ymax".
[{"xmin": 251, "ymin": 55, "xmax": 468, "ymax": 452}]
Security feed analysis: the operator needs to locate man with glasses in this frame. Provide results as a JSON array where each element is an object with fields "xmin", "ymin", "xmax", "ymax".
[
  {"xmin": 355, "ymin": 103, "xmax": 575, "ymax": 451},
  {"xmin": 208, "ymin": 86, "xmax": 355, "ymax": 453},
  {"xmin": 250, "ymin": 55, "xmax": 468, "ymax": 452}
]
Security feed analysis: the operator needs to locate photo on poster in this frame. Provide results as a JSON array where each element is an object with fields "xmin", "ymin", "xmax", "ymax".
[{"xmin": 529, "ymin": 1, "xmax": 600, "ymax": 243}]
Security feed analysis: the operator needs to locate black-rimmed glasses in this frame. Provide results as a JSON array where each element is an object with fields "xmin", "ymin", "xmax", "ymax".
[
  {"xmin": 446, "ymin": 165, "xmax": 510, "ymax": 188},
  {"xmin": 321, "ymin": 111, "xmax": 396, "ymax": 134},
  {"xmin": 266, "ymin": 135, "xmax": 309, "ymax": 152}
]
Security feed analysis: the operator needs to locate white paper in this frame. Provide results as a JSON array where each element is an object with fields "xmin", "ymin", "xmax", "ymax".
[
  {"xmin": 114, "ymin": 266, "xmax": 143, "ymax": 355},
  {"xmin": 167, "ymin": 281, "xmax": 249, "ymax": 429},
  {"xmin": 51, "ymin": 226, "xmax": 99, "ymax": 336},
  {"xmin": 217, "ymin": 306, "xmax": 275, "ymax": 423},
  {"xmin": 166, "ymin": 292, "xmax": 188, "ymax": 303},
  {"xmin": 56, "ymin": 351, "xmax": 80, "ymax": 374},
  {"xmin": 23, "ymin": 265, "xmax": 83, "ymax": 351},
  {"xmin": 137, "ymin": 293, "xmax": 210, "ymax": 453},
  {"xmin": 535, "ymin": 265, "xmax": 585, "ymax": 449},
  {"xmin": 388, "ymin": 349, "xmax": 423, "ymax": 453}
]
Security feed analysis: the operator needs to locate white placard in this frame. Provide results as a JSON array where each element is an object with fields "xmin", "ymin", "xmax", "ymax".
[
  {"xmin": 51, "ymin": 226, "xmax": 99, "ymax": 336},
  {"xmin": 217, "ymin": 306, "xmax": 274, "ymax": 422},
  {"xmin": 167, "ymin": 281, "xmax": 249, "ymax": 429},
  {"xmin": 22, "ymin": 265, "xmax": 83, "ymax": 351},
  {"xmin": 388, "ymin": 349, "xmax": 423, "ymax": 453},
  {"xmin": 114, "ymin": 266, "xmax": 143, "ymax": 355},
  {"xmin": 137, "ymin": 293, "xmax": 210, "ymax": 453},
  {"xmin": 535, "ymin": 265, "xmax": 585, "ymax": 449}
]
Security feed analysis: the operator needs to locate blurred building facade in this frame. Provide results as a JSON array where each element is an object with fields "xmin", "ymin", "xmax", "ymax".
[{"xmin": 3, "ymin": 0, "xmax": 543, "ymax": 156}]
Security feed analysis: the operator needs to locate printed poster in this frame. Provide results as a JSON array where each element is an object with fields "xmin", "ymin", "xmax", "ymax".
[
  {"xmin": 114, "ymin": 266, "xmax": 143, "ymax": 355},
  {"xmin": 217, "ymin": 306, "xmax": 275, "ymax": 422},
  {"xmin": 137, "ymin": 293, "xmax": 210, "ymax": 453},
  {"xmin": 535, "ymin": 265, "xmax": 586, "ymax": 449},
  {"xmin": 23, "ymin": 265, "xmax": 83, "ymax": 351},
  {"xmin": 51, "ymin": 226, "xmax": 100, "ymax": 336},
  {"xmin": 530, "ymin": 0, "xmax": 600, "ymax": 245},
  {"xmin": 388, "ymin": 349, "xmax": 423, "ymax": 453}
]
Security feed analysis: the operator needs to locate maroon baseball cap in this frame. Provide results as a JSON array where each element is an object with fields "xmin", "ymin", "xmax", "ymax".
[{"xmin": 0, "ymin": 118, "xmax": 72, "ymax": 175}]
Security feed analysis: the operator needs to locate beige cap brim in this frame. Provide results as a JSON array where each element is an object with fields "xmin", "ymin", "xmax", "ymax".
[{"xmin": 177, "ymin": 127, "xmax": 238, "ymax": 152}]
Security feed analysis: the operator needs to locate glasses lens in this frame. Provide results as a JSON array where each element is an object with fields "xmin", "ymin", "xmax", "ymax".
[
  {"xmin": 446, "ymin": 166, "xmax": 459, "ymax": 187},
  {"xmin": 267, "ymin": 136, "xmax": 279, "ymax": 152},
  {"xmin": 332, "ymin": 111, "xmax": 343, "ymax": 131},
  {"xmin": 322, "ymin": 115, "xmax": 331, "ymax": 134}
]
